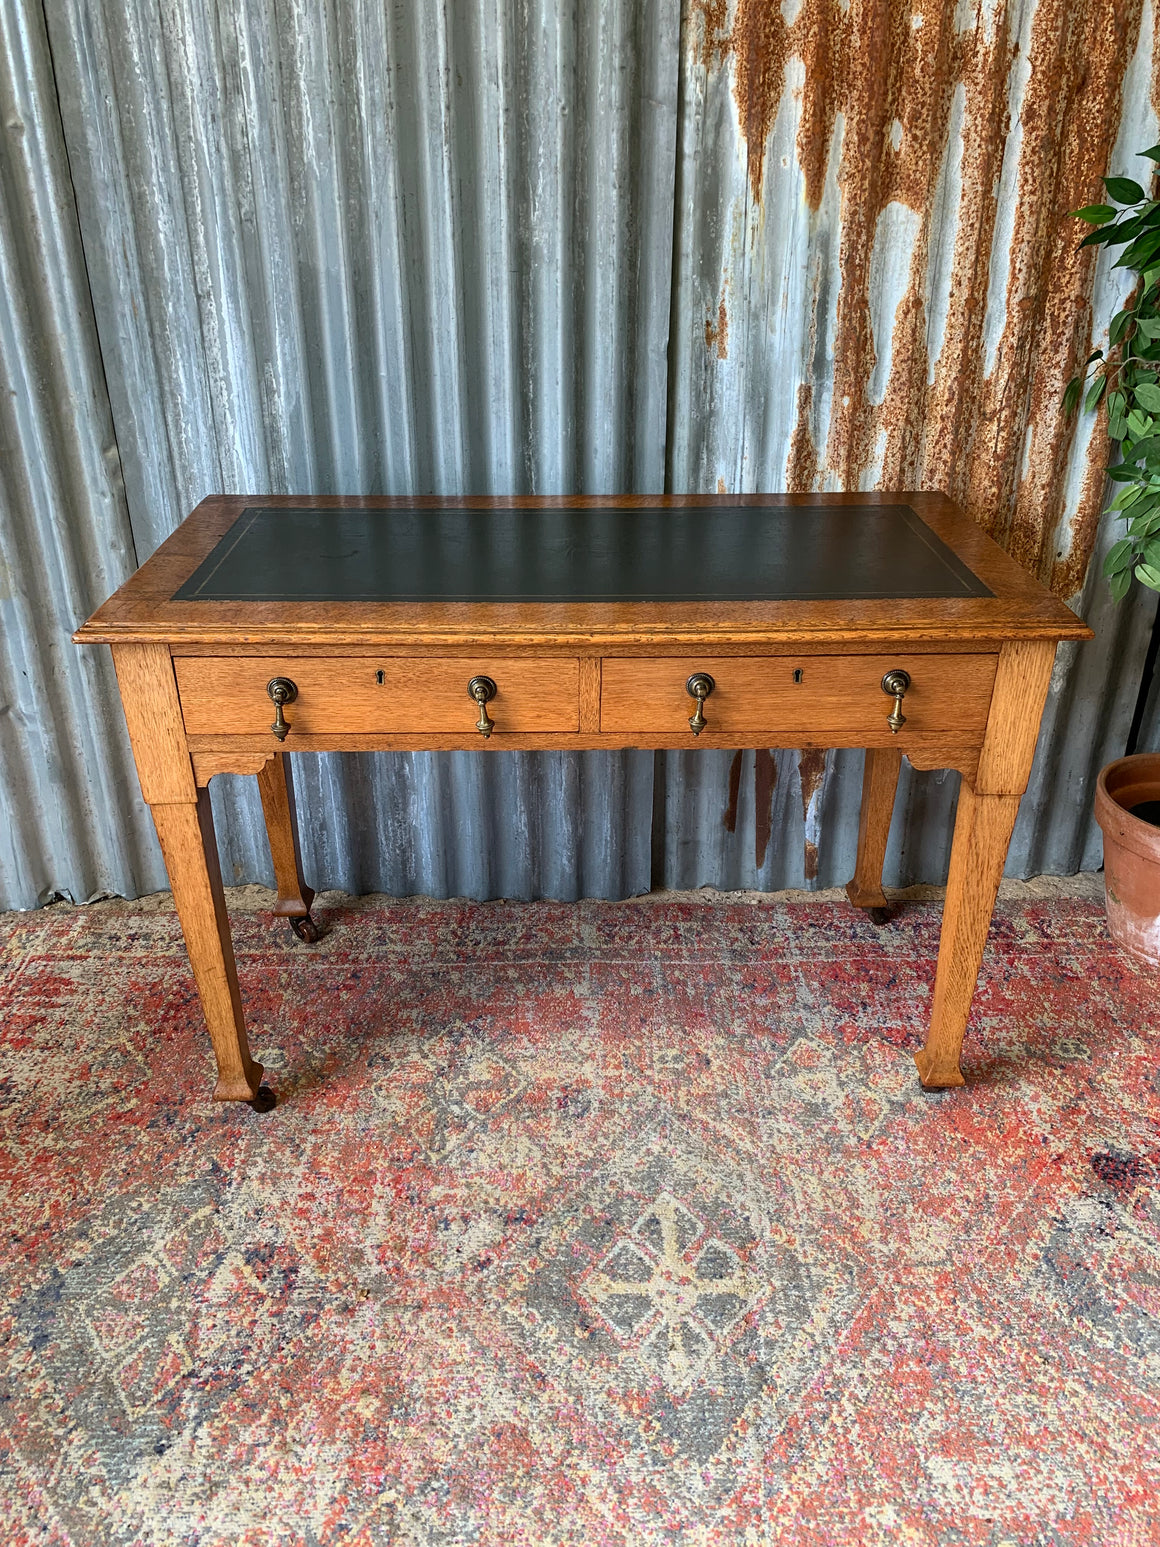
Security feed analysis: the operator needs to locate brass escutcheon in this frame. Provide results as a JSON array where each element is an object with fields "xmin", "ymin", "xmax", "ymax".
[
  {"xmin": 468, "ymin": 675, "xmax": 498, "ymax": 738},
  {"xmin": 266, "ymin": 677, "xmax": 298, "ymax": 742},
  {"xmin": 685, "ymin": 672, "xmax": 715, "ymax": 737},
  {"xmin": 881, "ymin": 669, "xmax": 911, "ymax": 734}
]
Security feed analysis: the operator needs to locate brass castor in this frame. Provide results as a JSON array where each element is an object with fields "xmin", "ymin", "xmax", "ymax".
[
  {"xmin": 289, "ymin": 913, "xmax": 321, "ymax": 943},
  {"xmin": 248, "ymin": 1085, "xmax": 277, "ymax": 1113}
]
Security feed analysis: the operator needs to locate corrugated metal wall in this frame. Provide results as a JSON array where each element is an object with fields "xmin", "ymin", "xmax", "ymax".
[
  {"xmin": 0, "ymin": 0, "xmax": 159, "ymax": 908},
  {"xmin": 1, "ymin": 0, "xmax": 1158, "ymax": 910}
]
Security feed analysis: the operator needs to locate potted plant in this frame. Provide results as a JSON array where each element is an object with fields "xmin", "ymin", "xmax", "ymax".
[{"xmin": 1065, "ymin": 149, "xmax": 1160, "ymax": 962}]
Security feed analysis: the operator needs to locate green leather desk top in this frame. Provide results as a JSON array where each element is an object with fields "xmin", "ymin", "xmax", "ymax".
[{"xmin": 173, "ymin": 502, "xmax": 993, "ymax": 605}]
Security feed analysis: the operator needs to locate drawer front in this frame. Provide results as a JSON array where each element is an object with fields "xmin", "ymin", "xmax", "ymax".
[
  {"xmin": 599, "ymin": 655, "xmax": 998, "ymax": 738},
  {"xmin": 176, "ymin": 657, "xmax": 580, "ymax": 736}
]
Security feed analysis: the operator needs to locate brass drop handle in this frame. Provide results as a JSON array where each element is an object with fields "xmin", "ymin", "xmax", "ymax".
[
  {"xmin": 468, "ymin": 675, "xmax": 497, "ymax": 738},
  {"xmin": 881, "ymin": 669, "xmax": 911, "ymax": 734},
  {"xmin": 266, "ymin": 677, "xmax": 298, "ymax": 742},
  {"xmin": 686, "ymin": 672, "xmax": 715, "ymax": 737}
]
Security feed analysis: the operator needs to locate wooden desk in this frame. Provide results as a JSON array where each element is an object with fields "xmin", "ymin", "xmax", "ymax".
[{"xmin": 75, "ymin": 493, "xmax": 1090, "ymax": 1106}]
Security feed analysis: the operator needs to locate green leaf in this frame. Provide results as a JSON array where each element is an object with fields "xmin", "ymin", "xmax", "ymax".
[
  {"xmin": 1085, "ymin": 375, "xmax": 1108, "ymax": 411},
  {"xmin": 1079, "ymin": 227, "xmax": 1117, "ymax": 249},
  {"xmin": 1108, "ymin": 462, "xmax": 1142, "ymax": 480},
  {"xmin": 1110, "ymin": 483, "xmax": 1144, "ymax": 509},
  {"xmin": 1101, "ymin": 216, "xmax": 1150, "ymax": 245},
  {"xmin": 1110, "ymin": 567, "xmax": 1134, "ymax": 601},
  {"xmin": 1105, "ymin": 538, "xmax": 1136, "ymax": 574},
  {"xmin": 1072, "ymin": 203, "xmax": 1117, "ymax": 223},
  {"xmin": 1105, "ymin": 176, "xmax": 1148, "ymax": 204},
  {"xmin": 1137, "ymin": 317, "xmax": 1160, "ymax": 339},
  {"xmin": 1103, "ymin": 217, "xmax": 1147, "ymax": 246},
  {"xmin": 1133, "ymin": 381, "xmax": 1160, "ymax": 412},
  {"xmin": 1110, "ymin": 309, "xmax": 1134, "ymax": 345},
  {"xmin": 1125, "ymin": 409, "xmax": 1155, "ymax": 438},
  {"xmin": 1115, "ymin": 229, "xmax": 1160, "ymax": 269},
  {"xmin": 1109, "ymin": 392, "xmax": 1129, "ymax": 437},
  {"xmin": 1134, "ymin": 562, "xmax": 1160, "ymax": 590},
  {"xmin": 1142, "ymin": 145, "xmax": 1160, "ymax": 162},
  {"xmin": 1062, "ymin": 377, "xmax": 1082, "ymax": 415}
]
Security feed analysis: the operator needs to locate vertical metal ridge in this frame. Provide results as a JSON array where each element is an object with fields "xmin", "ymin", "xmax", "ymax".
[{"xmin": 0, "ymin": 0, "xmax": 160, "ymax": 908}]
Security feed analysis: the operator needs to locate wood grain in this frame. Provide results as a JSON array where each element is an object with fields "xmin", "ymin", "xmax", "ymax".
[
  {"xmin": 915, "ymin": 785, "xmax": 1022, "ymax": 1088},
  {"xmin": 579, "ymin": 657, "xmax": 602, "ymax": 732},
  {"xmin": 192, "ymin": 751, "xmax": 275, "ymax": 786},
  {"xmin": 75, "ymin": 493, "xmax": 1092, "ymax": 649},
  {"xmin": 599, "ymin": 654, "xmax": 998, "ymax": 739},
  {"xmin": 257, "ymin": 753, "xmax": 314, "ymax": 920},
  {"xmin": 111, "ymin": 643, "xmax": 197, "ymax": 804},
  {"xmin": 845, "ymin": 748, "xmax": 903, "ymax": 910},
  {"xmin": 151, "ymin": 791, "xmax": 263, "ymax": 1101},
  {"xmin": 974, "ymin": 638, "xmax": 1058, "ymax": 795},
  {"xmin": 175, "ymin": 656, "xmax": 580, "ymax": 736},
  {"xmin": 182, "ymin": 729, "xmax": 990, "ymax": 763}
]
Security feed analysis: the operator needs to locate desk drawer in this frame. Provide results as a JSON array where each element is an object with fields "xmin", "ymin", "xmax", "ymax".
[
  {"xmin": 175, "ymin": 657, "xmax": 580, "ymax": 736},
  {"xmin": 599, "ymin": 654, "xmax": 998, "ymax": 738}
]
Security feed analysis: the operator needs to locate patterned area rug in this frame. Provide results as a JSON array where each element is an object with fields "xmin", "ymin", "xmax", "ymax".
[{"xmin": 0, "ymin": 887, "xmax": 1157, "ymax": 1546}]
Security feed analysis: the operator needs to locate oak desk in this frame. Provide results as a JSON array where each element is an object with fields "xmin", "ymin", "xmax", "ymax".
[{"xmin": 75, "ymin": 494, "xmax": 1090, "ymax": 1107}]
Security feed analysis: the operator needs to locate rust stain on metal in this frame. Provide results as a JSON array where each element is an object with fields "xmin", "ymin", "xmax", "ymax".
[
  {"xmin": 724, "ymin": 749, "xmax": 744, "ymax": 833},
  {"xmin": 730, "ymin": 0, "xmax": 791, "ymax": 204},
  {"xmin": 967, "ymin": 0, "xmax": 1143, "ymax": 587},
  {"xmin": 689, "ymin": 0, "xmax": 732, "ymax": 69},
  {"xmin": 722, "ymin": 749, "xmax": 779, "ymax": 870},
  {"xmin": 753, "ymin": 748, "xmax": 777, "ymax": 869},
  {"xmin": 688, "ymin": 0, "xmax": 1152, "ymax": 597},
  {"xmin": 798, "ymin": 747, "xmax": 827, "ymax": 882},
  {"xmin": 705, "ymin": 294, "xmax": 729, "ymax": 358},
  {"xmin": 787, "ymin": 383, "xmax": 818, "ymax": 491}
]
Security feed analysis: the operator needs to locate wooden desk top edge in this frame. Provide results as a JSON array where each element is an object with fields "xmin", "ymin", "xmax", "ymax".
[{"xmin": 75, "ymin": 492, "xmax": 1092, "ymax": 648}]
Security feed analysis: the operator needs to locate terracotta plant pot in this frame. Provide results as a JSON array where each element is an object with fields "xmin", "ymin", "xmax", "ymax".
[{"xmin": 1094, "ymin": 752, "xmax": 1160, "ymax": 965}]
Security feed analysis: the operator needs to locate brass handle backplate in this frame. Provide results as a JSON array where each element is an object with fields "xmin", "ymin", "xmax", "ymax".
[
  {"xmin": 266, "ymin": 677, "xmax": 298, "ymax": 742},
  {"xmin": 686, "ymin": 672, "xmax": 715, "ymax": 737},
  {"xmin": 881, "ymin": 669, "xmax": 911, "ymax": 734},
  {"xmin": 468, "ymin": 675, "xmax": 497, "ymax": 738}
]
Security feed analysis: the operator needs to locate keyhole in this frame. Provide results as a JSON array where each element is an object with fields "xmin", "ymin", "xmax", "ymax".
[
  {"xmin": 792, "ymin": 668, "xmax": 804, "ymax": 684},
  {"xmin": 375, "ymin": 669, "xmax": 385, "ymax": 685}
]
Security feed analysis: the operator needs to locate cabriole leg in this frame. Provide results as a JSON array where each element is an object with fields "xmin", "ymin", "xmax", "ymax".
[
  {"xmin": 257, "ymin": 752, "xmax": 318, "ymax": 941},
  {"xmin": 846, "ymin": 746, "xmax": 902, "ymax": 913}
]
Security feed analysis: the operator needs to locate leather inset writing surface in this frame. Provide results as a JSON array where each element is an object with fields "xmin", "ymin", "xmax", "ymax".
[{"xmin": 173, "ymin": 503, "xmax": 993, "ymax": 603}]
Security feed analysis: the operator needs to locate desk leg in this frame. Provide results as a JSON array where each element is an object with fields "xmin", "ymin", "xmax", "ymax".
[
  {"xmin": 112, "ymin": 643, "xmax": 264, "ymax": 1104},
  {"xmin": 915, "ymin": 783, "xmax": 1020, "ymax": 1088},
  {"xmin": 257, "ymin": 752, "xmax": 317, "ymax": 939},
  {"xmin": 915, "ymin": 639, "xmax": 1055, "ymax": 1088},
  {"xmin": 152, "ymin": 792, "xmax": 265, "ymax": 1102},
  {"xmin": 845, "ymin": 747, "xmax": 902, "ymax": 911}
]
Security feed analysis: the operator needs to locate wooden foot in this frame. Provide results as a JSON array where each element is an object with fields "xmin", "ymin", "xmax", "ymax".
[
  {"xmin": 257, "ymin": 752, "xmax": 316, "ymax": 925},
  {"xmin": 846, "ymin": 747, "xmax": 902, "ymax": 911},
  {"xmin": 915, "ymin": 783, "xmax": 1021, "ymax": 1088},
  {"xmin": 151, "ymin": 791, "xmax": 264, "ymax": 1101}
]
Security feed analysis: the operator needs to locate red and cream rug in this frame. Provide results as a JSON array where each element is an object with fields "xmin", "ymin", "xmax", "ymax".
[{"xmin": 0, "ymin": 886, "xmax": 1157, "ymax": 1546}]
